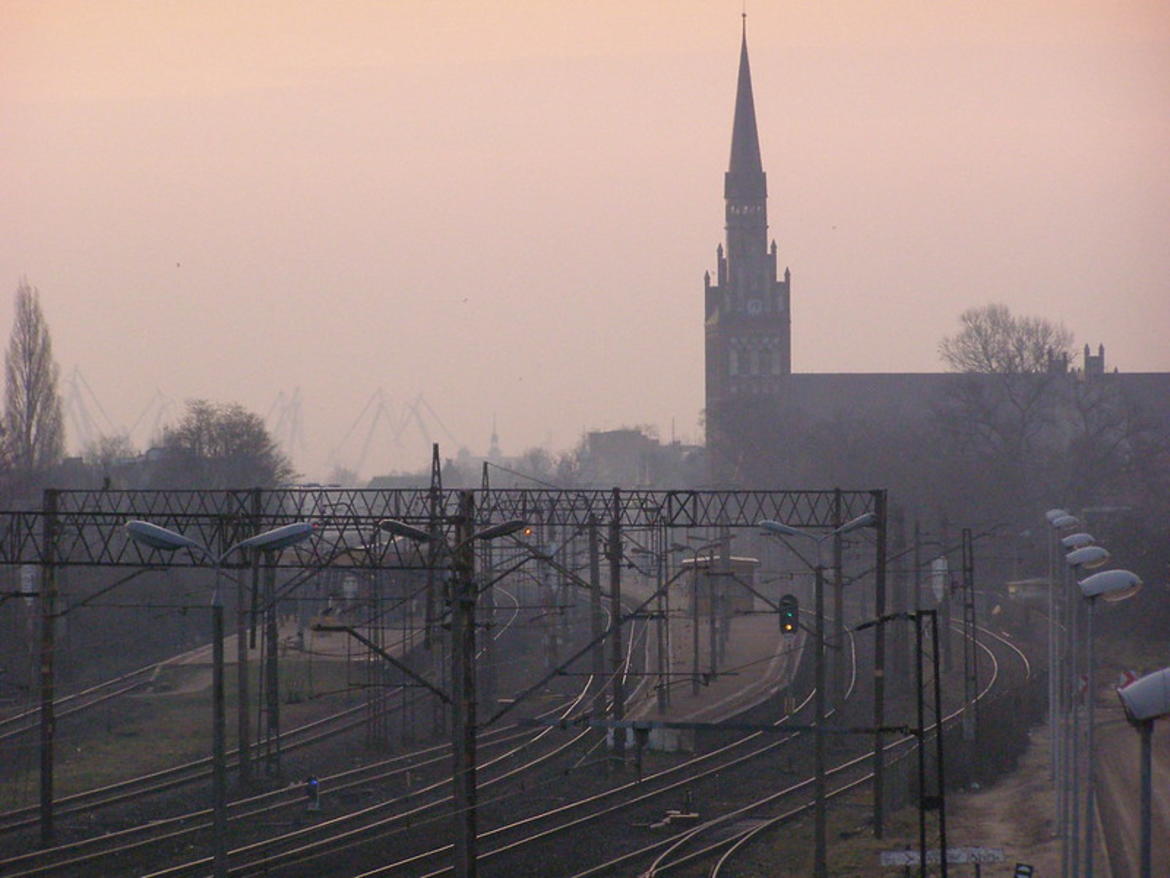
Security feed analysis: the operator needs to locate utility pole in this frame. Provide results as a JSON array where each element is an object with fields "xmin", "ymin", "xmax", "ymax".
[
  {"xmin": 588, "ymin": 517, "xmax": 603, "ymax": 713},
  {"xmin": 832, "ymin": 489, "xmax": 845, "ymax": 707},
  {"xmin": 39, "ymin": 489, "xmax": 58, "ymax": 848},
  {"xmin": 813, "ymin": 560, "xmax": 828, "ymax": 878},
  {"xmin": 872, "ymin": 489, "xmax": 888, "ymax": 838},
  {"xmin": 430, "ymin": 446, "xmax": 445, "ymax": 736},
  {"xmin": 263, "ymin": 551, "xmax": 281, "ymax": 773},
  {"xmin": 692, "ymin": 549, "xmax": 701, "ymax": 697},
  {"xmin": 891, "ymin": 507, "xmax": 909, "ymax": 696},
  {"xmin": 451, "ymin": 491, "xmax": 478, "ymax": 878},
  {"xmin": 961, "ymin": 529, "xmax": 978, "ymax": 751},
  {"xmin": 655, "ymin": 523, "xmax": 668, "ymax": 714},
  {"xmin": 711, "ymin": 532, "xmax": 728, "ymax": 678},
  {"xmin": 608, "ymin": 489, "xmax": 625, "ymax": 762},
  {"xmin": 480, "ymin": 463, "xmax": 497, "ymax": 711},
  {"xmin": 939, "ymin": 515, "xmax": 953, "ymax": 673},
  {"xmin": 211, "ymin": 575, "xmax": 228, "ymax": 878}
]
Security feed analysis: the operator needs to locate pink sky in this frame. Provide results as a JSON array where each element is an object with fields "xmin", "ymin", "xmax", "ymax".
[{"xmin": 3, "ymin": 1, "xmax": 1168, "ymax": 479}]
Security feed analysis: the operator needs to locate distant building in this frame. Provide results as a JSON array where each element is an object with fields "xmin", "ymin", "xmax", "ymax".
[
  {"xmin": 575, "ymin": 428, "xmax": 702, "ymax": 488},
  {"xmin": 704, "ymin": 24, "xmax": 792, "ymax": 446},
  {"xmin": 703, "ymin": 27, "xmax": 1170, "ymax": 511},
  {"xmin": 702, "ymin": 29, "xmax": 1170, "ymax": 529}
]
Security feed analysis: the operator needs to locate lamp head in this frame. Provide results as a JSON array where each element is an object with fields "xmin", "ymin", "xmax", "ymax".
[
  {"xmin": 1066, "ymin": 545, "xmax": 1110, "ymax": 570},
  {"xmin": 237, "ymin": 522, "xmax": 315, "ymax": 552},
  {"xmin": 1078, "ymin": 568, "xmax": 1141, "ymax": 602},
  {"xmin": 125, "ymin": 520, "xmax": 202, "ymax": 553},
  {"xmin": 1045, "ymin": 508, "xmax": 1069, "ymax": 524},
  {"xmin": 1050, "ymin": 514, "xmax": 1080, "ymax": 532},
  {"xmin": 472, "ymin": 519, "xmax": 529, "ymax": 541},
  {"xmin": 1061, "ymin": 532, "xmax": 1095, "ymax": 550},
  {"xmin": 1117, "ymin": 667, "xmax": 1170, "ymax": 723},
  {"xmin": 758, "ymin": 519, "xmax": 803, "ymax": 539},
  {"xmin": 836, "ymin": 512, "xmax": 878, "ymax": 535},
  {"xmin": 377, "ymin": 518, "xmax": 432, "ymax": 543}
]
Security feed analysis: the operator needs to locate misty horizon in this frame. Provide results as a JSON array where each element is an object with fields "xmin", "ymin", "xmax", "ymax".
[{"xmin": 4, "ymin": 2, "xmax": 1167, "ymax": 480}]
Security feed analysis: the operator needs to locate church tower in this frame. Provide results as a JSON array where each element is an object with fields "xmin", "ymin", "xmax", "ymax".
[{"xmin": 704, "ymin": 25, "xmax": 791, "ymax": 471}]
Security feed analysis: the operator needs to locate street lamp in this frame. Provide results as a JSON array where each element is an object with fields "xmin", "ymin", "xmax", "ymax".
[
  {"xmin": 1074, "ymin": 567, "xmax": 1141, "ymax": 878},
  {"xmin": 124, "ymin": 519, "xmax": 314, "ymax": 878},
  {"xmin": 1061, "ymin": 532, "xmax": 1095, "ymax": 551},
  {"xmin": 758, "ymin": 512, "xmax": 877, "ymax": 878},
  {"xmin": 1044, "ymin": 510, "xmax": 1070, "ymax": 797},
  {"xmin": 378, "ymin": 501, "xmax": 527, "ymax": 878},
  {"xmin": 1116, "ymin": 666, "xmax": 1170, "ymax": 878}
]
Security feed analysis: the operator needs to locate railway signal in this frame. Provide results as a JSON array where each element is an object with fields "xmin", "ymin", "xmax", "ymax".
[{"xmin": 779, "ymin": 594, "xmax": 799, "ymax": 634}]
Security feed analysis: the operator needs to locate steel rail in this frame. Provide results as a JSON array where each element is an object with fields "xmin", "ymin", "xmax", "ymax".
[
  {"xmin": 0, "ymin": 643, "xmax": 216, "ymax": 741},
  {"xmin": 695, "ymin": 622, "xmax": 1032, "ymax": 878},
  {"xmin": 2, "ymin": 699, "xmax": 567, "ymax": 878},
  {"xmin": 146, "ymin": 631, "xmax": 620, "ymax": 878},
  {"xmin": 71, "ymin": 603, "xmax": 633, "ymax": 878},
  {"xmin": 353, "ymin": 621, "xmax": 822, "ymax": 877},
  {"xmin": 551, "ymin": 621, "xmax": 1028, "ymax": 878},
  {"xmin": 0, "ymin": 587, "xmax": 534, "ymax": 872}
]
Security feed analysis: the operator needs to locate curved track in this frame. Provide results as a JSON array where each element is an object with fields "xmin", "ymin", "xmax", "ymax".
[
  {"xmin": 642, "ymin": 622, "xmax": 1034, "ymax": 878},
  {"xmin": 334, "ymin": 623, "xmax": 845, "ymax": 877}
]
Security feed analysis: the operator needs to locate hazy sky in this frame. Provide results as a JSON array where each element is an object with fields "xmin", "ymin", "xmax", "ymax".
[{"xmin": 3, "ymin": 1, "xmax": 1168, "ymax": 480}]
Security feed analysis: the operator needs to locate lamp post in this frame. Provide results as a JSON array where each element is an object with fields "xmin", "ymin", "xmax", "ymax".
[
  {"xmin": 1043, "ymin": 508, "xmax": 1070, "ymax": 791},
  {"xmin": 1075, "ymin": 567, "xmax": 1141, "ymax": 878},
  {"xmin": 759, "ymin": 512, "xmax": 877, "ymax": 878},
  {"xmin": 378, "ymin": 496, "xmax": 527, "ymax": 878},
  {"xmin": 124, "ymin": 519, "xmax": 314, "ymax": 878},
  {"xmin": 1116, "ymin": 665, "xmax": 1170, "ymax": 878},
  {"xmin": 1055, "ymin": 529, "xmax": 1095, "ymax": 855},
  {"xmin": 1046, "ymin": 510, "xmax": 1085, "ymax": 878}
]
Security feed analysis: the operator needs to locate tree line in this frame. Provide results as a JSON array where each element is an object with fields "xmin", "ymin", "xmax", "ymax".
[{"xmin": 1, "ymin": 279, "xmax": 293, "ymax": 503}]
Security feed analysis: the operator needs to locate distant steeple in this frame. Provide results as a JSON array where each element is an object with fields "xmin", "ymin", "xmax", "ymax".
[
  {"xmin": 705, "ymin": 19, "xmax": 792, "ymax": 476},
  {"xmin": 725, "ymin": 24, "xmax": 765, "ymax": 201},
  {"xmin": 488, "ymin": 415, "xmax": 501, "ymax": 461}
]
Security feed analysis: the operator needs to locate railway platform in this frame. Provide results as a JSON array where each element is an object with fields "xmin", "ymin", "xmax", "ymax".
[{"xmin": 626, "ymin": 612, "xmax": 805, "ymax": 749}]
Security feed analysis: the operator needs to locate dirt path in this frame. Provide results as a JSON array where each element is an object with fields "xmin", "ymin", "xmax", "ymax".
[
  {"xmin": 942, "ymin": 723, "xmax": 1062, "ymax": 876},
  {"xmin": 1095, "ymin": 710, "xmax": 1170, "ymax": 876}
]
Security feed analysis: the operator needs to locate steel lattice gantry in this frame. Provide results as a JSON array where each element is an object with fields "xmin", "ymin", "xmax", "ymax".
[
  {"xmin": 4, "ymin": 485, "xmax": 888, "ymax": 854},
  {"xmin": 0, "ymin": 487, "xmax": 883, "ymax": 568}
]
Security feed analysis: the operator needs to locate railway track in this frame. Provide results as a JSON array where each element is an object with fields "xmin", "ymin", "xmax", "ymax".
[
  {"xmin": 326, "ymin": 618, "xmax": 1030, "ymax": 878},
  {"xmin": 0, "ymin": 594, "xmax": 617, "ymax": 877},
  {"xmin": 0, "ymin": 590, "xmax": 528, "ymax": 849},
  {"xmin": 0, "ymin": 647, "xmax": 215, "ymax": 745},
  {"xmin": 329, "ymin": 622, "xmax": 835, "ymax": 877},
  {"xmin": 635, "ymin": 621, "xmax": 1034, "ymax": 877},
  {"xmin": 3, "ymin": 602, "xmax": 1037, "ymax": 877}
]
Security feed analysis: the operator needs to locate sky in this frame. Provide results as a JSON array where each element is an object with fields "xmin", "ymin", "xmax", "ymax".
[{"xmin": 3, "ymin": 1, "xmax": 1168, "ymax": 481}]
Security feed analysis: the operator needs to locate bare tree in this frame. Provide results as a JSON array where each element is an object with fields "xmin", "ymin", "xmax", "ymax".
[
  {"xmin": 938, "ymin": 303, "xmax": 1073, "ymax": 374},
  {"xmin": 932, "ymin": 304, "xmax": 1076, "ymax": 512},
  {"xmin": 4, "ymin": 279, "xmax": 65, "ymax": 473},
  {"xmin": 82, "ymin": 433, "xmax": 137, "ymax": 468},
  {"xmin": 153, "ymin": 399, "xmax": 296, "ymax": 488}
]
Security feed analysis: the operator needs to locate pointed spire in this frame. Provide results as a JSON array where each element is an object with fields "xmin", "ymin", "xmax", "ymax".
[{"xmin": 728, "ymin": 26, "xmax": 763, "ymax": 180}]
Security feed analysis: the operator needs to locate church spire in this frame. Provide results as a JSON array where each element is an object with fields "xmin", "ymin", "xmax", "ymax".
[{"xmin": 725, "ymin": 25, "xmax": 765, "ymax": 200}]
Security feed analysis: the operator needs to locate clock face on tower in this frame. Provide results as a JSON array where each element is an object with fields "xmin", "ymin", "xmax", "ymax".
[{"xmin": 746, "ymin": 298, "xmax": 762, "ymax": 315}]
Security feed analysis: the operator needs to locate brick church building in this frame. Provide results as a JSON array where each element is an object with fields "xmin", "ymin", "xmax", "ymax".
[{"xmin": 703, "ymin": 27, "xmax": 1170, "ymax": 525}]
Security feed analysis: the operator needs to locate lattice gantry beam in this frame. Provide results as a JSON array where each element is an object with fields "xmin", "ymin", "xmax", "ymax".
[{"xmin": 0, "ymin": 487, "xmax": 882, "ymax": 567}]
